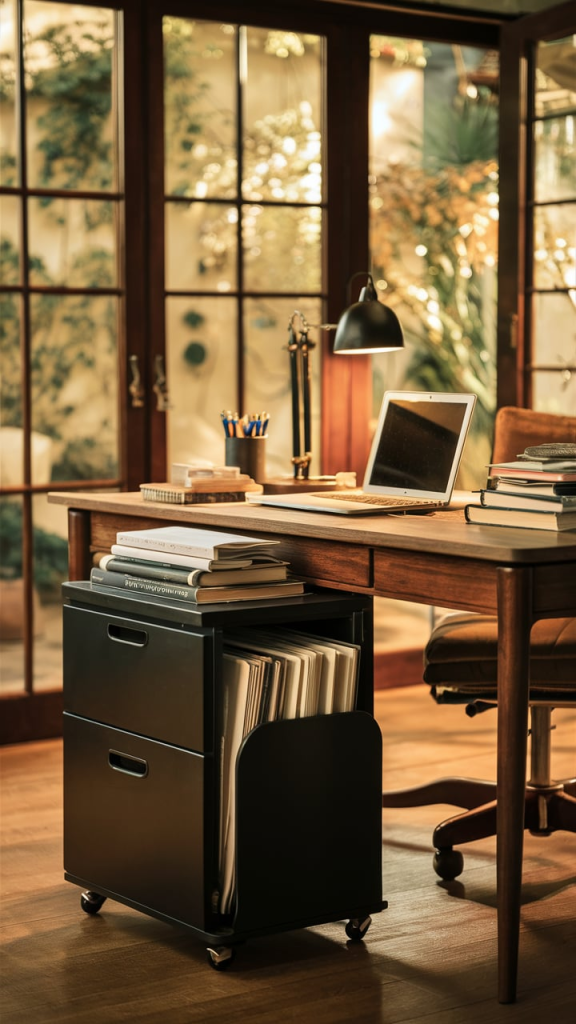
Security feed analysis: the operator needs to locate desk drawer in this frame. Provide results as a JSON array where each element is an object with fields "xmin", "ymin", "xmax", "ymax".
[
  {"xmin": 271, "ymin": 537, "xmax": 371, "ymax": 589},
  {"xmin": 63, "ymin": 714, "xmax": 209, "ymax": 928},
  {"xmin": 63, "ymin": 605, "xmax": 210, "ymax": 751}
]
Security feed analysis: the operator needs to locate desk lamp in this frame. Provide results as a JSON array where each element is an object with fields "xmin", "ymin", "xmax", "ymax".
[{"xmin": 287, "ymin": 273, "xmax": 404, "ymax": 479}]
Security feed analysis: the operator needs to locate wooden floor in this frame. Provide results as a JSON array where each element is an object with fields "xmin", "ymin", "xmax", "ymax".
[{"xmin": 2, "ymin": 687, "xmax": 575, "ymax": 1023}]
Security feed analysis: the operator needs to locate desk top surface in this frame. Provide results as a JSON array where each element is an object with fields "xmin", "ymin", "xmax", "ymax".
[{"xmin": 49, "ymin": 491, "xmax": 576, "ymax": 566}]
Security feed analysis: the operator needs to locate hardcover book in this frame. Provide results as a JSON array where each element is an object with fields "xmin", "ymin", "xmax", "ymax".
[
  {"xmin": 480, "ymin": 489, "xmax": 576, "ymax": 512},
  {"xmin": 90, "ymin": 567, "xmax": 304, "ymax": 603},
  {"xmin": 465, "ymin": 504, "xmax": 576, "ymax": 532},
  {"xmin": 98, "ymin": 553, "xmax": 288, "ymax": 586},
  {"xmin": 493, "ymin": 478, "xmax": 576, "ymax": 496}
]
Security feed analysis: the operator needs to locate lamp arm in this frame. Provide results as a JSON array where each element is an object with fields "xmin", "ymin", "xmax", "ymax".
[
  {"xmin": 287, "ymin": 326, "xmax": 301, "ymax": 467},
  {"xmin": 346, "ymin": 270, "xmax": 377, "ymax": 303},
  {"xmin": 300, "ymin": 333, "xmax": 312, "ymax": 473}
]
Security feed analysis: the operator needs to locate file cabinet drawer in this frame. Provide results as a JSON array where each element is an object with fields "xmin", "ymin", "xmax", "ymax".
[
  {"xmin": 64, "ymin": 714, "xmax": 210, "ymax": 929},
  {"xmin": 64, "ymin": 605, "xmax": 210, "ymax": 751}
]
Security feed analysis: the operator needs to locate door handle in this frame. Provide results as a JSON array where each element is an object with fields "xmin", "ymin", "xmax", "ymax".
[
  {"xmin": 153, "ymin": 354, "xmax": 171, "ymax": 411},
  {"xmin": 128, "ymin": 354, "xmax": 145, "ymax": 407}
]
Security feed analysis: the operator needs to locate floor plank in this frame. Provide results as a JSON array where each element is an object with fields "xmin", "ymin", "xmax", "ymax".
[{"xmin": 1, "ymin": 688, "xmax": 575, "ymax": 1023}]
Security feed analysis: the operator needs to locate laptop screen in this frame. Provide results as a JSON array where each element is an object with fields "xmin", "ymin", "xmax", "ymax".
[{"xmin": 363, "ymin": 393, "xmax": 476, "ymax": 498}]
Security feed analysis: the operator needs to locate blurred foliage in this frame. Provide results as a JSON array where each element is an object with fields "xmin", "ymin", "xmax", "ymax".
[
  {"xmin": 26, "ymin": 17, "xmax": 114, "ymax": 192},
  {"xmin": 0, "ymin": 501, "xmax": 68, "ymax": 593},
  {"xmin": 1, "ymin": 239, "xmax": 117, "ymax": 480},
  {"xmin": 370, "ymin": 98, "xmax": 500, "ymax": 442},
  {"xmin": 0, "ymin": 11, "xmax": 117, "ymax": 481}
]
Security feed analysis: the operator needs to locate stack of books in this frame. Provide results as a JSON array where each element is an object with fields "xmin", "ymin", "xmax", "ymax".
[
  {"xmin": 90, "ymin": 526, "xmax": 305, "ymax": 604},
  {"xmin": 465, "ymin": 445, "xmax": 576, "ymax": 532},
  {"xmin": 139, "ymin": 471, "xmax": 263, "ymax": 505},
  {"xmin": 218, "ymin": 625, "xmax": 361, "ymax": 912}
]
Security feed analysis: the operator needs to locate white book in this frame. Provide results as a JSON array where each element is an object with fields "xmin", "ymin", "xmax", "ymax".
[
  {"xmin": 255, "ymin": 631, "xmax": 321, "ymax": 717},
  {"xmin": 225, "ymin": 633, "xmax": 304, "ymax": 720},
  {"xmin": 115, "ymin": 525, "xmax": 279, "ymax": 560},
  {"xmin": 274, "ymin": 628, "xmax": 360, "ymax": 714},
  {"xmin": 332, "ymin": 644, "xmax": 359, "ymax": 713},
  {"xmin": 278, "ymin": 631, "xmax": 338, "ymax": 714},
  {"xmin": 219, "ymin": 654, "xmax": 252, "ymax": 915}
]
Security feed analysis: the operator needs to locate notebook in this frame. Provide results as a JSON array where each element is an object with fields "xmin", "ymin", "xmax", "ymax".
[{"xmin": 246, "ymin": 390, "xmax": 477, "ymax": 515}]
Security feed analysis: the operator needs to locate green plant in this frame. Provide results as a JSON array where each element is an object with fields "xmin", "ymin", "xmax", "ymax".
[
  {"xmin": 1, "ymin": 12, "xmax": 118, "ymax": 481},
  {"xmin": 0, "ymin": 502, "xmax": 68, "ymax": 595},
  {"xmin": 27, "ymin": 18, "xmax": 114, "ymax": 193},
  {"xmin": 1, "ymin": 239, "xmax": 117, "ymax": 480},
  {"xmin": 370, "ymin": 98, "xmax": 500, "ymax": 446}
]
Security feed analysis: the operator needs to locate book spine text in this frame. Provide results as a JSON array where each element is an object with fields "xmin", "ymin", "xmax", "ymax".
[{"xmin": 91, "ymin": 568, "xmax": 200, "ymax": 601}]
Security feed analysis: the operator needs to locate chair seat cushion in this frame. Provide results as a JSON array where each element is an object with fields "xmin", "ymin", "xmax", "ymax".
[{"xmin": 424, "ymin": 613, "xmax": 576, "ymax": 700}]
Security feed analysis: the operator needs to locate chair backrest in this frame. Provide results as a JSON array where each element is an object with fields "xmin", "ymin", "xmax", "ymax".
[{"xmin": 491, "ymin": 407, "xmax": 576, "ymax": 465}]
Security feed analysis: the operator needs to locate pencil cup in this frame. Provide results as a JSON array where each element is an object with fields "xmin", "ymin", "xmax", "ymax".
[{"xmin": 225, "ymin": 436, "xmax": 267, "ymax": 483}]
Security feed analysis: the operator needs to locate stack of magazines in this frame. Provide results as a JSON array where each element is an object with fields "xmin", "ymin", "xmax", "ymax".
[
  {"xmin": 218, "ymin": 626, "xmax": 360, "ymax": 913},
  {"xmin": 90, "ymin": 526, "xmax": 305, "ymax": 603},
  {"xmin": 465, "ymin": 442, "xmax": 576, "ymax": 532}
]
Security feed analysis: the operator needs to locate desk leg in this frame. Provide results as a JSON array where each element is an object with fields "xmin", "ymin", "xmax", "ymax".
[
  {"xmin": 496, "ymin": 566, "xmax": 532, "ymax": 1004},
  {"xmin": 68, "ymin": 509, "xmax": 92, "ymax": 581}
]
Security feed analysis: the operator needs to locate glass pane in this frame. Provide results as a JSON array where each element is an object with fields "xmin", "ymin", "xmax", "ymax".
[
  {"xmin": 532, "ymin": 369, "xmax": 576, "ymax": 416},
  {"xmin": 28, "ymin": 197, "xmax": 117, "ymax": 287},
  {"xmin": 30, "ymin": 293, "xmax": 119, "ymax": 482},
  {"xmin": 243, "ymin": 27, "xmax": 322, "ymax": 204},
  {"xmin": 532, "ymin": 292, "xmax": 576, "ymax": 366},
  {"xmin": 533, "ymin": 203, "xmax": 576, "ymax": 289},
  {"xmin": 165, "ymin": 200, "xmax": 237, "ymax": 292},
  {"xmin": 0, "ymin": 497, "xmax": 25, "ymax": 693},
  {"xmin": 0, "ymin": 194, "xmax": 21, "ymax": 284},
  {"xmin": 535, "ymin": 37, "xmax": 576, "ymax": 119},
  {"xmin": 32, "ymin": 494, "xmax": 67, "ymax": 691},
  {"xmin": 244, "ymin": 297, "xmax": 322, "ymax": 479},
  {"xmin": 24, "ymin": 2, "xmax": 116, "ymax": 191},
  {"xmin": 165, "ymin": 295, "xmax": 237, "ymax": 467},
  {"xmin": 0, "ymin": 0, "xmax": 18, "ymax": 187},
  {"xmin": 163, "ymin": 18, "xmax": 237, "ymax": 200},
  {"xmin": 369, "ymin": 39, "xmax": 499, "ymax": 489},
  {"xmin": 242, "ymin": 204, "xmax": 322, "ymax": 293},
  {"xmin": 0, "ymin": 291, "xmax": 22, "ymax": 449},
  {"xmin": 534, "ymin": 117, "xmax": 576, "ymax": 202}
]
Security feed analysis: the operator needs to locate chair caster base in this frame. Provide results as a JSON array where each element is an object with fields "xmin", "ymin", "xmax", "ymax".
[
  {"xmin": 206, "ymin": 945, "xmax": 236, "ymax": 970},
  {"xmin": 433, "ymin": 847, "xmax": 464, "ymax": 881},
  {"xmin": 80, "ymin": 891, "xmax": 107, "ymax": 915},
  {"xmin": 345, "ymin": 915, "xmax": 372, "ymax": 942}
]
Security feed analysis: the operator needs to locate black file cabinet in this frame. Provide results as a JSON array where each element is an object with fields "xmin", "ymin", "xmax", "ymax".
[{"xmin": 62, "ymin": 582, "xmax": 385, "ymax": 968}]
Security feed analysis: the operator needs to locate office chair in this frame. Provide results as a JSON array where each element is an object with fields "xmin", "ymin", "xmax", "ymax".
[{"xmin": 382, "ymin": 406, "xmax": 576, "ymax": 880}]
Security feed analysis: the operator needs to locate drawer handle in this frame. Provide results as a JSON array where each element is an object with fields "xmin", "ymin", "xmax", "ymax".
[
  {"xmin": 109, "ymin": 750, "xmax": 148, "ymax": 777},
  {"xmin": 107, "ymin": 623, "xmax": 148, "ymax": 647}
]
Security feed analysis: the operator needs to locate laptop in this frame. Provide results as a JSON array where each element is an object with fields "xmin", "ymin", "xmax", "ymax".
[{"xmin": 246, "ymin": 390, "xmax": 477, "ymax": 515}]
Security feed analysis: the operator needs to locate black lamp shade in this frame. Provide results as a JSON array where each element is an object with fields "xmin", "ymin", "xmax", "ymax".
[{"xmin": 333, "ymin": 275, "xmax": 404, "ymax": 354}]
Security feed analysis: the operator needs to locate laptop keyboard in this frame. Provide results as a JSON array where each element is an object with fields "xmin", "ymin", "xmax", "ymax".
[{"xmin": 309, "ymin": 493, "xmax": 439, "ymax": 507}]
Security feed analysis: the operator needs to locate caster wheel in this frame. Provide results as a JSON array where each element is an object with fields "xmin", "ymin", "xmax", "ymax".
[
  {"xmin": 345, "ymin": 915, "xmax": 372, "ymax": 942},
  {"xmin": 433, "ymin": 847, "xmax": 464, "ymax": 881},
  {"xmin": 80, "ymin": 891, "xmax": 107, "ymax": 915},
  {"xmin": 206, "ymin": 946, "xmax": 235, "ymax": 971}
]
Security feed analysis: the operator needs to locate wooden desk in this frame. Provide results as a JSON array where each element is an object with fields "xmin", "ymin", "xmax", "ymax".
[{"xmin": 49, "ymin": 491, "xmax": 576, "ymax": 1004}]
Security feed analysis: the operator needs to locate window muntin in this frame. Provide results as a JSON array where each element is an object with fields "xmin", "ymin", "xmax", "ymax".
[
  {"xmin": 162, "ymin": 18, "xmax": 324, "ymax": 476},
  {"xmin": 529, "ymin": 35, "xmax": 575, "ymax": 414},
  {"xmin": 0, "ymin": 1, "xmax": 122, "ymax": 702}
]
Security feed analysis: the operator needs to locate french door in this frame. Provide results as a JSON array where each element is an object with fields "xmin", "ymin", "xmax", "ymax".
[
  {"xmin": 0, "ymin": 0, "xmax": 502, "ymax": 742},
  {"xmin": 498, "ymin": 0, "xmax": 576, "ymax": 413}
]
